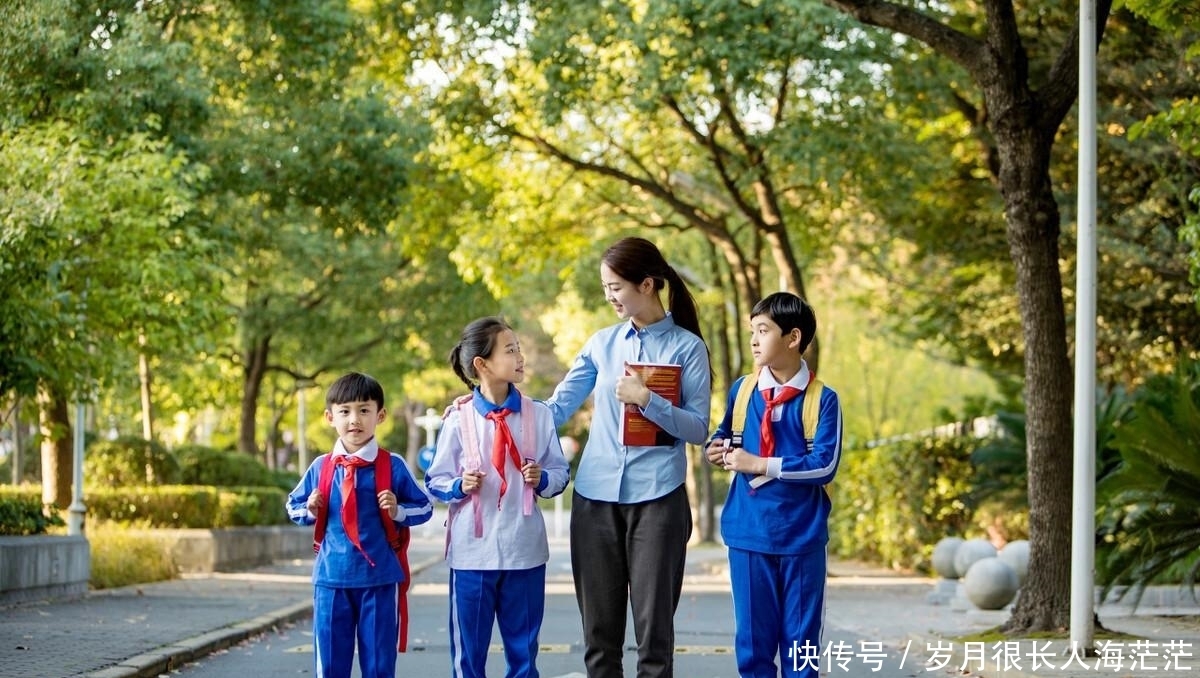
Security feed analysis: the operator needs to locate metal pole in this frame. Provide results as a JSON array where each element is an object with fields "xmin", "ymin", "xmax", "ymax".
[
  {"xmin": 68, "ymin": 401, "xmax": 87, "ymax": 536},
  {"xmin": 1071, "ymin": 0, "xmax": 1098, "ymax": 653}
]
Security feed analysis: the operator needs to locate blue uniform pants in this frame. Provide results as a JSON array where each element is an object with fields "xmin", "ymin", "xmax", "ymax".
[
  {"xmin": 312, "ymin": 582, "xmax": 399, "ymax": 678},
  {"xmin": 728, "ymin": 546, "xmax": 827, "ymax": 678},
  {"xmin": 449, "ymin": 565, "xmax": 546, "ymax": 678}
]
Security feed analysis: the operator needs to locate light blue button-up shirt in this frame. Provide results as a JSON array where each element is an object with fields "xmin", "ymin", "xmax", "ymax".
[{"xmin": 545, "ymin": 314, "xmax": 711, "ymax": 503}]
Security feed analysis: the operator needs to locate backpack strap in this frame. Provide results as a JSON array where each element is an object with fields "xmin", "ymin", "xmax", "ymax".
[
  {"xmin": 455, "ymin": 398, "xmax": 486, "ymax": 539},
  {"xmin": 731, "ymin": 372, "xmax": 824, "ymax": 449},
  {"xmin": 519, "ymin": 394, "xmax": 536, "ymax": 517},
  {"xmin": 312, "ymin": 455, "xmax": 336, "ymax": 553},
  {"xmin": 375, "ymin": 449, "xmax": 412, "ymax": 653},
  {"xmin": 802, "ymin": 380, "xmax": 824, "ymax": 452},
  {"xmin": 730, "ymin": 375, "xmax": 756, "ymax": 449}
]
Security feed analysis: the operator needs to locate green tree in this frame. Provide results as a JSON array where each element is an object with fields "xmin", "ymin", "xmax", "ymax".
[
  {"xmin": 404, "ymin": 0, "xmax": 924, "ymax": 379},
  {"xmin": 1, "ymin": 1, "xmax": 216, "ymax": 505}
]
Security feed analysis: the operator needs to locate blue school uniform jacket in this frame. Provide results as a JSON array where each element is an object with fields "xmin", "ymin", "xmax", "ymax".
[{"xmin": 710, "ymin": 365, "xmax": 843, "ymax": 556}]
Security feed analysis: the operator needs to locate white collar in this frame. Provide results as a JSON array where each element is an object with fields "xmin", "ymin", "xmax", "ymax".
[
  {"xmin": 755, "ymin": 360, "xmax": 811, "ymax": 392},
  {"xmin": 332, "ymin": 438, "xmax": 379, "ymax": 462}
]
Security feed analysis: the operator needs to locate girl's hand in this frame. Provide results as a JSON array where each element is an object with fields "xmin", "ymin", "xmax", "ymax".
[
  {"xmin": 521, "ymin": 458, "xmax": 541, "ymax": 486},
  {"xmin": 307, "ymin": 490, "xmax": 325, "ymax": 513},
  {"xmin": 461, "ymin": 469, "xmax": 485, "ymax": 493}
]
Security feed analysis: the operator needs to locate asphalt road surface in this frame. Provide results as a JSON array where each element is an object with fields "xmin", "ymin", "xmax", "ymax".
[{"xmin": 168, "ymin": 554, "xmax": 934, "ymax": 678}]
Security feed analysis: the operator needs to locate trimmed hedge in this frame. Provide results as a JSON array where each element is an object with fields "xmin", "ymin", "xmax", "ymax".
[
  {"xmin": 0, "ymin": 485, "xmax": 63, "ymax": 535},
  {"xmin": 85, "ymin": 485, "xmax": 289, "ymax": 528}
]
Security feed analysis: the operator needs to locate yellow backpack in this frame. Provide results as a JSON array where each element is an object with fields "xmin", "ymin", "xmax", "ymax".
[{"xmin": 730, "ymin": 374, "xmax": 829, "ymax": 495}]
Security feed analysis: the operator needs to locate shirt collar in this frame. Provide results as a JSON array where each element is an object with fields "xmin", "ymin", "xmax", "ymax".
[
  {"xmin": 332, "ymin": 438, "xmax": 379, "ymax": 462},
  {"xmin": 621, "ymin": 312, "xmax": 677, "ymax": 340},
  {"xmin": 471, "ymin": 384, "xmax": 522, "ymax": 417},
  {"xmin": 756, "ymin": 360, "xmax": 812, "ymax": 392}
]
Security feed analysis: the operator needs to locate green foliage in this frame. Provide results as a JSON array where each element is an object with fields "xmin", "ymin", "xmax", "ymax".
[
  {"xmin": 0, "ymin": 485, "xmax": 63, "ymax": 535},
  {"xmin": 174, "ymin": 445, "xmax": 294, "ymax": 491},
  {"xmin": 969, "ymin": 388, "xmax": 1135, "ymax": 509},
  {"xmin": 84, "ymin": 436, "xmax": 179, "ymax": 487},
  {"xmin": 1097, "ymin": 360, "xmax": 1200, "ymax": 605},
  {"xmin": 85, "ymin": 485, "xmax": 289, "ymax": 528},
  {"xmin": 828, "ymin": 436, "xmax": 975, "ymax": 572},
  {"xmin": 87, "ymin": 523, "xmax": 178, "ymax": 590}
]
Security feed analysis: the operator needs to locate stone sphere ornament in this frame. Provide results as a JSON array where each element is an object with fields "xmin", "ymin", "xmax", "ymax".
[
  {"xmin": 998, "ymin": 539, "xmax": 1030, "ymax": 585},
  {"xmin": 931, "ymin": 537, "xmax": 965, "ymax": 579},
  {"xmin": 953, "ymin": 538, "xmax": 997, "ymax": 579},
  {"xmin": 963, "ymin": 557, "xmax": 1020, "ymax": 610}
]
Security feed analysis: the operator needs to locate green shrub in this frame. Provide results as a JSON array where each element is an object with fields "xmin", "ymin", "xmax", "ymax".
[
  {"xmin": 828, "ymin": 436, "xmax": 976, "ymax": 572},
  {"xmin": 0, "ymin": 485, "xmax": 64, "ymax": 535},
  {"xmin": 175, "ymin": 445, "xmax": 295, "ymax": 491},
  {"xmin": 85, "ymin": 485, "xmax": 289, "ymax": 527},
  {"xmin": 88, "ymin": 524, "xmax": 178, "ymax": 589},
  {"xmin": 85, "ymin": 435, "xmax": 179, "ymax": 487},
  {"xmin": 1097, "ymin": 360, "xmax": 1200, "ymax": 604},
  {"xmin": 214, "ymin": 486, "xmax": 289, "ymax": 527}
]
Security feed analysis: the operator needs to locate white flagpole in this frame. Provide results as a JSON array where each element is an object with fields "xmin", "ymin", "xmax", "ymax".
[{"xmin": 1071, "ymin": 0, "xmax": 1098, "ymax": 654}]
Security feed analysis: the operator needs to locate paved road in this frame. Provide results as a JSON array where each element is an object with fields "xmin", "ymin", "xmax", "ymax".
[{"xmin": 167, "ymin": 548, "xmax": 930, "ymax": 678}]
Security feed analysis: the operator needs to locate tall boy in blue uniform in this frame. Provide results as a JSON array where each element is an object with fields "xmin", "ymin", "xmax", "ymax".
[
  {"xmin": 287, "ymin": 372, "xmax": 433, "ymax": 678},
  {"xmin": 705, "ymin": 292, "xmax": 843, "ymax": 678}
]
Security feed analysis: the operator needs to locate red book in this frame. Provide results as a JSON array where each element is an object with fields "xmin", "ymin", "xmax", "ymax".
[{"xmin": 619, "ymin": 362, "xmax": 683, "ymax": 446}]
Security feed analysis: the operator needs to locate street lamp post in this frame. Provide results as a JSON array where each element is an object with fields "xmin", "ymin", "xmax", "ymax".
[
  {"xmin": 414, "ymin": 407, "xmax": 443, "ymax": 450},
  {"xmin": 295, "ymin": 379, "xmax": 315, "ymax": 474},
  {"xmin": 68, "ymin": 401, "xmax": 86, "ymax": 536}
]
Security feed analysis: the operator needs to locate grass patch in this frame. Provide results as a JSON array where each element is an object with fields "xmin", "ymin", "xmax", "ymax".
[{"xmin": 87, "ymin": 523, "xmax": 179, "ymax": 590}]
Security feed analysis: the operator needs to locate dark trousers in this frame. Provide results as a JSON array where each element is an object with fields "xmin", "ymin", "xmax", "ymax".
[{"xmin": 570, "ymin": 485, "xmax": 693, "ymax": 678}]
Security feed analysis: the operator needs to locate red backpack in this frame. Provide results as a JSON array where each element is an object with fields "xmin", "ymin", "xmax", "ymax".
[{"xmin": 311, "ymin": 450, "xmax": 413, "ymax": 652}]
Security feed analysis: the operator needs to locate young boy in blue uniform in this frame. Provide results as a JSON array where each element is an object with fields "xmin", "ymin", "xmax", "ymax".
[
  {"xmin": 286, "ymin": 372, "xmax": 433, "ymax": 678},
  {"xmin": 705, "ymin": 292, "xmax": 843, "ymax": 678}
]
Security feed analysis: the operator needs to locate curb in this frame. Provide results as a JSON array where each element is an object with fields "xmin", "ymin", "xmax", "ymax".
[{"xmin": 84, "ymin": 553, "xmax": 447, "ymax": 678}]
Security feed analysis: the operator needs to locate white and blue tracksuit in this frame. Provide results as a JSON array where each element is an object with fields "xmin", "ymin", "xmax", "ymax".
[
  {"xmin": 425, "ymin": 386, "xmax": 571, "ymax": 678},
  {"xmin": 710, "ymin": 362, "xmax": 843, "ymax": 678},
  {"xmin": 286, "ymin": 440, "xmax": 433, "ymax": 678}
]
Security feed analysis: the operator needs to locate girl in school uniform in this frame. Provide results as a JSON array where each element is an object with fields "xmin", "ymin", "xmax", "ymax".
[{"xmin": 425, "ymin": 316, "xmax": 571, "ymax": 678}]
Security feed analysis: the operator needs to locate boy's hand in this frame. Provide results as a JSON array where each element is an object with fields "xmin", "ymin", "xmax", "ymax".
[
  {"xmin": 377, "ymin": 490, "xmax": 396, "ymax": 512},
  {"xmin": 722, "ymin": 448, "xmax": 768, "ymax": 475},
  {"xmin": 307, "ymin": 490, "xmax": 325, "ymax": 513},
  {"xmin": 461, "ymin": 469, "xmax": 485, "ymax": 493},
  {"xmin": 521, "ymin": 458, "xmax": 541, "ymax": 486},
  {"xmin": 704, "ymin": 439, "xmax": 729, "ymax": 466}
]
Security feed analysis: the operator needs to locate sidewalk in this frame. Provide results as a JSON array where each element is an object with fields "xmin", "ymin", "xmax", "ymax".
[{"xmin": 1, "ymin": 530, "xmax": 1197, "ymax": 678}]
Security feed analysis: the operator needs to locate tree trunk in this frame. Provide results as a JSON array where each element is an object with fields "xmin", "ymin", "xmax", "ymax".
[
  {"xmin": 138, "ymin": 332, "xmax": 154, "ymax": 441},
  {"xmin": 993, "ymin": 121, "xmax": 1075, "ymax": 634},
  {"xmin": 37, "ymin": 388, "xmax": 72, "ymax": 510},
  {"xmin": 403, "ymin": 401, "xmax": 423, "ymax": 471},
  {"xmin": 764, "ymin": 229, "xmax": 820, "ymax": 374},
  {"xmin": 238, "ymin": 336, "xmax": 270, "ymax": 455}
]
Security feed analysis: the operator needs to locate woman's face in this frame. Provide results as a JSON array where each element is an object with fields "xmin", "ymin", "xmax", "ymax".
[{"xmin": 600, "ymin": 263, "xmax": 651, "ymax": 321}]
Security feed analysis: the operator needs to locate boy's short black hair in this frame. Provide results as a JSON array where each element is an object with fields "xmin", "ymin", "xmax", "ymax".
[
  {"xmin": 326, "ymin": 372, "xmax": 385, "ymax": 409},
  {"xmin": 750, "ymin": 292, "xmax": 817, "ymax": 354}
]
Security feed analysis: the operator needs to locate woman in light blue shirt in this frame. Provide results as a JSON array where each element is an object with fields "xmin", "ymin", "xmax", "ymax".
[{"xmin": 545, "ymin": 236, "xmax": 712, "ymax": 678}]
